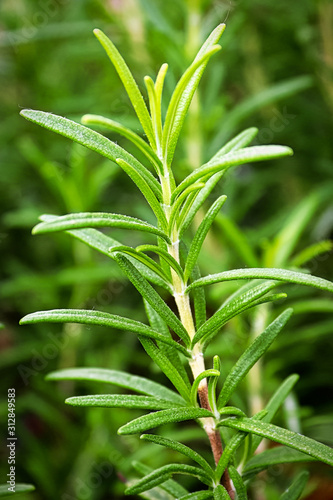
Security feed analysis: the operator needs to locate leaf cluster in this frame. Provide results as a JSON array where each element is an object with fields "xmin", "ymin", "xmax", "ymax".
[{"xmin": 19, "ymin": 24, "xmax": 333, "ymax": 499}]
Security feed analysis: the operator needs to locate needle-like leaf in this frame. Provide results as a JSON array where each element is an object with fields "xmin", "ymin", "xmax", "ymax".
[
  {"xmin": 0, "ymin": 484, "xmax": 35, "ymax": 496},
  {"xmin": 250, "ymin": 374, "xmax": 299, "ymax": 454},
  {"xmin": 20, "ymin": 110, "xmax": 161, "ymax": 198},
  {"xmin": 280, "ymin": 471, "xmax": 309, "ymax": 500},
  {"xmin": 81, "ymin": 114, "xmax": 163, "ymax": 174},
  {"xmin": 20, "ymin": 309, "xmax": 190, "ymax": 357},
  {"xmin": 133, "ymin": 461, "xmax": 188, "ymax": 498},
  {"xmin": 179, "ymin": 127, "xmax": 259, "ymax": 238},
  {"xmin": 217, "ymin": 309, "xmax": 293, "ymax": 408},
  {"xmin": 118, "ymin": 408, "xmax": 212, "ymax": 435},
  {"xmin": 126, "ymin": 463, "xmax": 213, "ymax": 495},
  {"xmin": 46, "ymin": 367, "xmax": 185, "ymax": 404},
  {"xmin": 66, "ymin": 394, "xmax": 181, "ymax": 410},
  {"xmin": 243, "ymin": 447, "xmax": 316, "ymax": 480},
  {"xmin": 114, "ymin": 254, "xmax": 190, "ymax": 346},
  {"xmin": 209, "ymin": 127, "xmax": 259, "ymax": 161},
  {"xmin": 219, "ymin": 418, "xmax": 333, "ymax": 466},
  {"xmin": 144, "ymin": 301, "xmax": 192, "ymax": 391},
  {"xmin": 191, "ymin": 264, "xmax": 207, "ymax": 331},
  {"xmin": 213, "ymin": 485, "xmax": 230, "ymax": 500},
  {"xmin": 187, "ymin": 268, "xmax": 333, "ymax": 294},
  {"xmin": 109, "ymin": 245, "xmax": 170, "ymax": 283},
  {"xmin": 228, "ymin": 466, "xmax": 247, "ymax": 500},
  {"xmin": 178, "ymin": 492, "xmax": 213, "ymax": 500},
  {"xmin": 33, "ymin": 212, "xmax": 170, "ymax": 242},
  {"xmin": 191, "ymin": 369, "xmax": 220, "ymax": 407},
  {"xmin": 39, "ymin": 219, "xmax": 171, "ymax": 291},
  {"xmin": 162, "ymin": 24, "xmax": 225, "ymax": 166},
  {"xmin": 140, "ymin": 434, "xmax": 214, "ymax": 476},
  {"xmin": 184, "ymin": 196, "xmax": 227, "ymax": 282},
  {"xmin": 192, "ymin": 281, "xmax": 276, "ymax": 347},
  {"xmin": 139, "ymin": 337, "xmax": 191, "ymax": 402},
  {"xmin": 137, "ymin": 244, "xmax": 184, "ymax": 280},
  {"xmin": 172, "ymin": 145, "xmax": 293, "ymax": 203},
  {"xmin": 116, "ymin": 158, "xmax": 167, "ymax": 230},
  {"xmin": 93, "ymin": 29, "xmax": 156, "ymax": 148}
]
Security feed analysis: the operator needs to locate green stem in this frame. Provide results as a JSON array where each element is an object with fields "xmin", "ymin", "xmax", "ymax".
[{"xmin": 160, "ymin": 172, "xmax": 235, "ymax": 499}]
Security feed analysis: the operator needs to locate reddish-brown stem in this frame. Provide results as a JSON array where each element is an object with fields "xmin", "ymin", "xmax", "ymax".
[{"xmin": 198, "ymin": 384, "xmax": 235, "ymax": 500}]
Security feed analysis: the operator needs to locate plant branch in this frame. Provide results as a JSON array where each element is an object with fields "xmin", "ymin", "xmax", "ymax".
[{"xmin": 165, "ymin": 218, "xmax": 235, "ymax": 499}]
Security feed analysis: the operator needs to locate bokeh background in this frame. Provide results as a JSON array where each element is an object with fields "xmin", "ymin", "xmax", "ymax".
[{"xmin": 1, "ymin": 0, "xmax": 333, "ymax": 498}]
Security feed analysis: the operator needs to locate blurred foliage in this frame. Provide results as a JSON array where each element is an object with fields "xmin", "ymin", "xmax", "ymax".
[{"xmin": 0, "ymin": 0, "xmax": 332, "ymax": 499}]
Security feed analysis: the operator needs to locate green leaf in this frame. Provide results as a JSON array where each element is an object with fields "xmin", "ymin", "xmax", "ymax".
[
  {"xmin": 178, "ymin": 174, "xmax": 223, "ymax": 238},
  {"xmin": 143, "ymin": 302, "xmax": 192, "ymax": 395},
  {"xmin": 46, "ymin": 367, "xmax": 184, "ymax": 404},
  {"xmin": 219, "ymin": 418, "xmax": 333, "ymax": 466},
  {"xmin": 191, "ymin": 370, "xmax": 220, "ymax": 407},
  {"xmin": 178, "ymin": 493, "xmax": 213, "ymax": 500},
  {"xmin": 191, "ymin": 264, "xmax": 207, "ymax": 330},
  {"xmin": 66, "ymin": 394, "xmax": 181, "ymax": 409},
  {"xmin": 184, "ymin": 196, "xmax": 227, "ymax": 282},
  {"xmin": 20, "ymin": 110, "xmax": 161, "ymax": 198},
  {"xmin": 0, "ymin": 484, "xmax": 35, "ymax": 497},
  {"xmin": 280, "ymin": 471, "xmax": 309, "ymax": 500},
  {"xmin": 179, "ymin": 127, "xmax": 259, "ymax": 239},
  {"xmin": 168, "ymin": 183, "xmax": 205, "ymax": 235},
  {"xmin": 213, "ymin": 485, "xmax": 230, "ymax": 500},
  {"xmin": 20, "ymin": 309, "xmax": 190, "ymax": 357},
  {"xmin": 250, "ymin": 374, "xmax": 299, "ymax": 454},
  {"xmin": 209, "ymin": 127, "xmax": 259, "ymax": 161},
  {"xmin": 208, "ymin": 356, "xmax": 220, "ymax": 417},
  {"xmin": 153, "ymin": 63, "xmax": 168, "ymax": 152},
  {"xmin": 33, "ymin": 212, "xmax": 170, "ymax": 242},
  {"xmin": 145, "ymin": 75, "xmax": 161, "ymax": 145},
  {"xmin": 81, "ymin": 114, "xmax": 163, "ymax": 174},
  {"xmin": 140, "ymin": 434, "xmax": 214, "ymax": 476},
  {"xmin": 134, "ymin": 461, "xmax": 188, "ymax": 498},
  {"xmin": 126, "ymin": 464, "xmax": 212, "ymax": 495},
  {"xmin": 219, "ymin": 407, "xmax": 247, "ymax": 418},
  {"xmin": 215, "ymin": 432, "xmax": 247, "ymax": 483},
  {"xmin": 139, "ymin": 337, "xmax": 191, "ymax": 401},
  {"xmin": 172, "ymin": 145, "xmax": 293, "ymax": 202},
  {"xmin": 118, "ymin": 408, "xmax": 212, "ymax": 435},
  {"xmin": 116, "ymin": 158, "xmax": 167, "ymax": 230},
  {"xmin": 109, "ymin": 245, "xmax": 170, "ymax": 283},
  {"xmin": 187, "ymin": 267, "xmax": 333, "ymax": 294},
  {"xmin": 162, "ymin": 24, "xmax": 225, "ymax": 166},
  {"xmin": 93, "ymin": 29, "xmax": 156, "ymax": 148},
  {"xmin": 192, "ymin": 281, "xmax": 276, "ymax": 347},
  {"xmin": 215, "ymin": 411, "xmax": 268, "ymax": 482},
  {"xmin": 228, "ymin": 466, "xmax": 247, "ymax": 500},
  {"xmin": 291, "ymin": 240, "xmax": 333, "ymax": 268},
  {"xmin": 243, "ymin": 446, "xmax": 316, "ymax": 479},
  {"xmin": 217, "ymin": 309, "xmax": 293, "ymax": 408},
  {"xmin": 47, "ymin": 222, "xmax": 171, "ymax": 291},
  {"xmin": 137, "ymin": 244, "xmax": 184, "ymax": 280},
  {"xmin": 114, "ymin": 254, "xmax": 190, "ymax": 346}
]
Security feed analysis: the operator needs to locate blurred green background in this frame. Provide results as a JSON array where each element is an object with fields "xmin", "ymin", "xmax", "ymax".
[{"xmin": 1, "ymin": 0, "xmax": 333, "ymax": 498}]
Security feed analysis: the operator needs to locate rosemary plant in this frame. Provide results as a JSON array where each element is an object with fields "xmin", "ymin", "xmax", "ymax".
[{"xmin": 20, "ymin": 24, "xmax": 333, "ymax": 499}]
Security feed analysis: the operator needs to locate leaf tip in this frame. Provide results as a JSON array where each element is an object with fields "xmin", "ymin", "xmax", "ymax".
[
  {"xmin": 65, "ymin": 397, "xmax": 76, "ymax": 406},
  {"xmin": 18, "ymin": 317, "xmax": 26, "ymax": 326}
]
